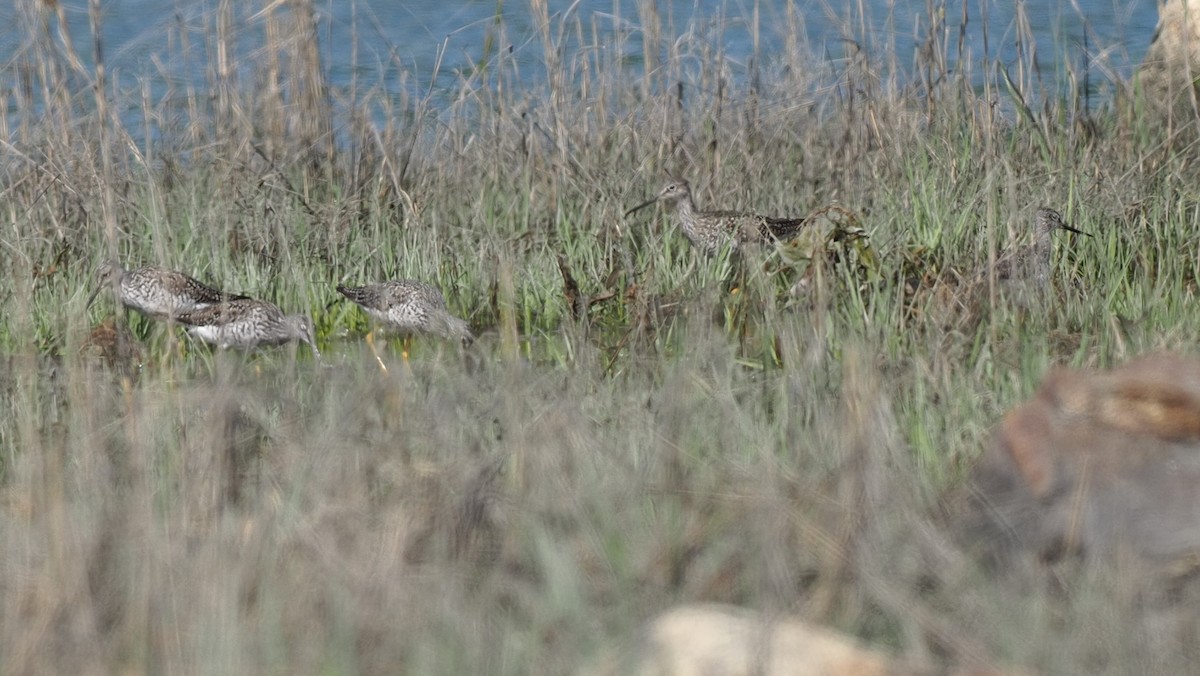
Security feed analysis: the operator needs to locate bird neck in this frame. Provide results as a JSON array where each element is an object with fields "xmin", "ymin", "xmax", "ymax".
[
  {"xmin": 674, "ymin": 195, "xmax": 698, "ymax": 235},
  {"xmin": 1031, "ymin": 236, "xmax": 1052, "ymax": 262},
  {"xmin": 674, "ymin": 194, "xmax": 696, "ymax": 217}
]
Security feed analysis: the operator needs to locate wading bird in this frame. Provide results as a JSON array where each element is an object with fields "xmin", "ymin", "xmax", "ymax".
[
  {"xmin": 85, "ymin": 260, "xmax": 247, "ymax": 319},
  {"xmin": 337, "ymin": 280, "xmax": 473, "ymax": 371},
  {"xmin": 174, "ymin": 298, "xmax": 320, "ymax": 359},
  {"xmin": 990, "ymin": 207, "xmax": 1091, "ymax": 285},
  {"xmin": 624, "ymin": 179, "xmax": 808, "ymax": 254}
]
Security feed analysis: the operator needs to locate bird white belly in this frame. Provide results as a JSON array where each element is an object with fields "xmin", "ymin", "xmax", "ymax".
[
  {"xmin": 188, "ymin": 324, "xmax": 249, "ymax": 349},
  {"xmin": 384, "ymin": 306, "xmax": 428, "ymax": 333}
]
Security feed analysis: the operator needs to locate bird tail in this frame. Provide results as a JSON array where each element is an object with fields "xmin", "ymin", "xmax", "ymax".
[
  {"xmin": 336, "ymin": 284, "xmax": 368, "ymax": 304},
  {"xmin": 763, "ymin": 217, "xmax": 807, "ymax": 242}
]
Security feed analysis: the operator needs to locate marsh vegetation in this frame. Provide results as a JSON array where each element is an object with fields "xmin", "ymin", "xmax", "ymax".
[{"xmin": 1, "ymin": 0, "xmax": 1198, "ymax": 673}]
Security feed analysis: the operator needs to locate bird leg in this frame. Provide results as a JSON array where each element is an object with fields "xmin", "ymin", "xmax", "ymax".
[
  {"xmin": 166, "ymin": 317, "xmax": 187, "ymax": 366},
  {"xmin": 366, "ymin": 329, "xmax": 388, "ymax": 374}
]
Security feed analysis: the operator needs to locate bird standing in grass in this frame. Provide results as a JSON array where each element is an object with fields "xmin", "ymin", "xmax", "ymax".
[
  {"xmin": 174, "ymin": 298, "xmax": 320, "ymax": 359},
  {"xmin": 86, "ymin": 260, "xmax": 247, "ymax": 319},
  {"xmin": 990, "ymin": 207, "xmax": 1091, "ymax": 286},
  {"xmin": 337, "ymin": 280, "xmax": 473, "ymax": 371},
  {"xmin": 624, "ymin": 179, "xmax": 808, "ymax": 254}
]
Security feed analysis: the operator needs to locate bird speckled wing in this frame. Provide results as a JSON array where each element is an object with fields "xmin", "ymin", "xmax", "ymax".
[
  {"xmin": 760, "ymin": 216, "xmax": 808, "ymax": 242},
  {"xmin": 88, "ymin": 260, "xmax": 247, "ymax": 319},
  {"xmin": 624, "ymin": 179, "xmax": 808, "ymax": 254},
  {"xmin": 175, "ymin": 298, "xmax": 318, "ymax": 356},
  {"xmin": 337, "ymin": 280, "xmax": 472, "ymax": 345}
]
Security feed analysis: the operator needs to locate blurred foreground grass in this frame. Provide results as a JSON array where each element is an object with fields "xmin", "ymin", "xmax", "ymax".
[{"xmin": 2, "ymin": 0, "xmax": 1200, "ymax": 673}]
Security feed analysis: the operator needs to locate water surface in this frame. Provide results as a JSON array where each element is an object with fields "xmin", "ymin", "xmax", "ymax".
[{"xmin": 0, "ymin": 0, "xmax": 1161, "ymax": 125}]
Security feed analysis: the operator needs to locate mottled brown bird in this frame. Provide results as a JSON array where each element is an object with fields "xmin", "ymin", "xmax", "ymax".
[
  {"xmin": 337, "ymin": 280, "xmax": 473, "ymax": 345},
  {"xmin": 337, "ymin": 280, "xmax": 472, "ymax": 371},
  {"xmin": 624, "ymin": 179, "xmax": 807, "ymax": 254},
  {"xmin": 174, "ymin": 298, "xmax": 320, "ymax": 359},
  {"xmin": 85, "ymin": 260, "xmax": 247, "ymax": 319},
  {"xmin": 990, "ymin": 207, "xmax": 1090, "ymax": 285}
]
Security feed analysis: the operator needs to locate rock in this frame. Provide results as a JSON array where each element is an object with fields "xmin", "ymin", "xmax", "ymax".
[
  {"xmin": 964, "ymin": 352, "xmax": 1200, "ymax": 569},
  {"xmin": 585, "ymin": 604, "xmax": 894, "ymax": 676},
  {"xmin": 586, "ymin": 604, "xmax": 1022, "ymax": 676},
  {"xmin": 1135, "ymin": 1, "xmax": 1200, "ymax": 110}
]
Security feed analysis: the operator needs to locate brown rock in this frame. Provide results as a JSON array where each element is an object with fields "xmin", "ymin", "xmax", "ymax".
[
  {"xmin": 1135, "ymin": 0, "xmax": 1200, "ymax": 109},
  {"xmin": 965, "ymin": 352, "xmax": 1200, "ymax": 568}
]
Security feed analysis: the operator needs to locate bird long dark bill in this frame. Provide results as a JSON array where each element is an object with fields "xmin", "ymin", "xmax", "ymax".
[
  {"xmin": 1039, "ymin": 207, "xmax": 1092, "ymax": 238},
  {"xmin": 623, "ymin": 197, "xmax": 659, "ymax": 218},
  {"xmin": 84, "ymin": 283, "xmax": 106, "ymax": 311},
  {"xmin": 84, "ymin": 260, "xmax": 120, "ymax": 311},
  {"xmin": 1060, "ymin": 221, "xmax": 1091, "ymax": 237}
]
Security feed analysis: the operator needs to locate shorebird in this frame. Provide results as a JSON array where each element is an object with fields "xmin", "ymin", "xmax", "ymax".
[
  {"xmin": 989, "ymin": 207, "xmax": 1091, "ymax": 286},
  {"xmin": 624, "ymin": 179, "xmax": 808, "ymax": 254},
  {"xmin": 174, "ymin": 298, "xmax": 320, "ymax": 359},
  {"xmin": 85, "ymin": 260, "xmax": 247, "ymax": 319},
  {"xmin": 337, "ymin": 280, "xmax": 473, "ymax": 370}
]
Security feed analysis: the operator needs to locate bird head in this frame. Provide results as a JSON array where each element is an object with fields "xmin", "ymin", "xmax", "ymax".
[
  {"xmin": 288, "ymin": 314, "xmax": 321, "ymax": 360},
  {"xmin": 1035, "ymin": 207, "xmax": 1090, "ymax": 237},
  {"xmin": 434, "ymin": 314, "xmax": 474, "ymax": 348},
  {"xmin": 85, "ymin": 259, "xmax": 126, "ymax": 311},
  {"xmin": 654, "ymin": 179, "xmax": 691, "ymax": 204},
  {"xmin": 624, "ymin": 179, "xmax": 692, "ymax": 217}
]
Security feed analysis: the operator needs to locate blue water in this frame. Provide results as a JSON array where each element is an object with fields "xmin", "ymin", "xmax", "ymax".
[{"xmin": 0, "ymin": 0, "xmax": 1160, "ymax": 124}]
